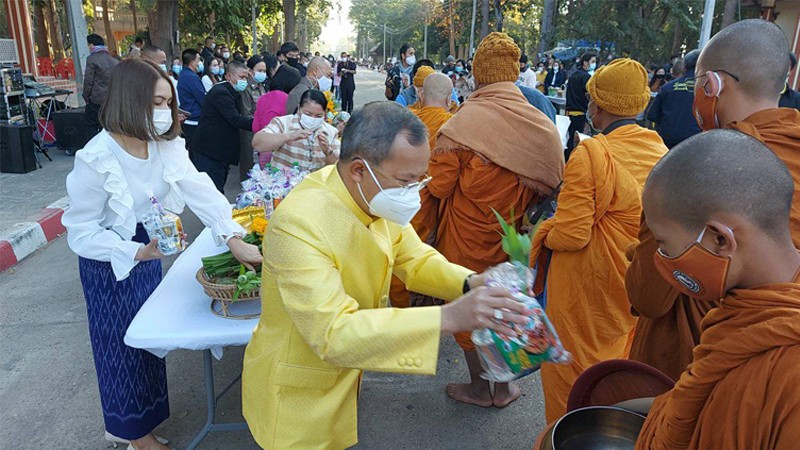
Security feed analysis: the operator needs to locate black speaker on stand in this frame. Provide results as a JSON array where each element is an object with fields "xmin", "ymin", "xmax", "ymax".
[{"xmin": 0, "ymin": 123, "xmax": 37, "ymax": 173}]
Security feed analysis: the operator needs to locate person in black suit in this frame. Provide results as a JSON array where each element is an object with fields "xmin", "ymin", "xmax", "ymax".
[
  {"xmin": 544, "ymin": 60, "xmax": 567, "ymax": 91},
  {"xmin": 338, "ymin": 52, "xmax": 357, "ymax": 113},
  {"xmin": 190, "ymin": 61, "xmax": 254, "ymax": 193}
]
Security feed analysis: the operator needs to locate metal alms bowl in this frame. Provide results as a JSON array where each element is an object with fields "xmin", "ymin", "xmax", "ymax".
[{"xmin": 551, "ymin": 406, "xmax": 646, "ymax": 450}]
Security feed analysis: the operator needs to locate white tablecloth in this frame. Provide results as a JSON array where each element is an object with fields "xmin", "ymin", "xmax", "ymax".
[{"xmin": 125, "ymin": 228, "xmax": 260, "ymax": 359}]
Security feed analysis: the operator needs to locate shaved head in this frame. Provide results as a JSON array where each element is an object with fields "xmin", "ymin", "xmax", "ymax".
[
  {"xmin": 644, "ymin": 129, "xmax": 794, "ymax": 239},
  {"xmin": 422, "ymin": 73, "xmax": 453, "ymax": 107},
  {"xmin": 308, "ymin": 56, "xmax": 331, "ymax": 73},
  {"xmin": 698, "ymin": 19, "xmax": 789, "ymax": 100}
]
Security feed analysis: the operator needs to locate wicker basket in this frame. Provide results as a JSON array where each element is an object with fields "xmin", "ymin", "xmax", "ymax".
[{"xmin": 196, "ymin": 268, "xmax": 261, "ymax": 319}]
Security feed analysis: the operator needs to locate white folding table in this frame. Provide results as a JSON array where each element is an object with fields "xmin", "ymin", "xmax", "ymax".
[{"xmin": 125, "ymin": 228, "xmax": 260, "ymax": 449}]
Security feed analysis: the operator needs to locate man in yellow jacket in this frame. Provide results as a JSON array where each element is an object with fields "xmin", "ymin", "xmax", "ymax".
[{"xmin": 242, "ymin": 101, "xmax": 529, "ymax": 449}]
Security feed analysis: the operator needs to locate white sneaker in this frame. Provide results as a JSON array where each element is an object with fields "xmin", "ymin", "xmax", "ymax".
[{"xmin": 105, "ymin": 431, "xmax": 169, "ymax": 446}]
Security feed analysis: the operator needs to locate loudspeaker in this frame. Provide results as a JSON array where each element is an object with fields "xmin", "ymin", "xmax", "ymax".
[
  {"xmin": 53, "ymin": 107, "xmax": 95, "ymax": 151},
  {"xmin": 0, "ymin": 124, "xmax": 36, "ymax": 173}
]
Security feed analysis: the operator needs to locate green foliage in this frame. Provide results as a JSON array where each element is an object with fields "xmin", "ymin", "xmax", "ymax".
[{"xmin": 492, "ymin": 207, "xmax": 531, "ymax": 267}]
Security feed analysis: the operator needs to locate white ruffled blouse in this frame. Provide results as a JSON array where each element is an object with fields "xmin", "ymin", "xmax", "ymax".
[{"xmin": 62, "ymin": 130, "xmax": 245, "ymax": 281}]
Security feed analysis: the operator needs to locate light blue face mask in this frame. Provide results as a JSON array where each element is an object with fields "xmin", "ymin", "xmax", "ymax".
[
  {"xmin": 172, "ymin": 64, "xmax": 182, "ymax": 75},
  {"xmin": 197, "ymin": 62, "xmax": 204, "ymax": 73},
  {"xmin": 254, "ymin": 71, "xmax": 267, "ymax": 83},
  {"xmin": 158, "ymin": 63, "xmax": 168, "ymax": 73},
  {"xmin": 219, "ymin": 67, "xmax": 225, "ymax": 76},
  {"xmin": 589, "ymin": 62, "xmax": 597, "ymax": 71},
  {"xmin": 211, "ymin": 67, "xmax": 220, "ymax": 75},
  {"xmin": 233, "ymin": 79, "xmax": 248, "ymax": 92}
]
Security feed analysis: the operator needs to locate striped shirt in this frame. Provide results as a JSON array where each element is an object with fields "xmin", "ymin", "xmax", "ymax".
[{"xmin": 261, "ymin": 114, "xmax": 341, "ymax": 172}]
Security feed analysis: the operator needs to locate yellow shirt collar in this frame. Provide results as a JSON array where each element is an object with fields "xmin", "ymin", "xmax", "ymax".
[{"xmin": 327, "ymin": 165, "xmax": 377, "ymax": 227}]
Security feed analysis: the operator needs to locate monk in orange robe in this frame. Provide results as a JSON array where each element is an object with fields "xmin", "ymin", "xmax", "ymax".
[
  {"xmin": 389, "ymin": 73, "xmax": 455, "ymax": 308},
  {"xmin": 635, "ymin": 129, "xmax": 800, "ymax": 450},
  {"xmin": 430, "ymin": 33, "xmax": 563, "ymax": 408},
  {"xmin": 627, "ymin": 19, "xmax": 800, "ymax": 381},
  {"xmin": 530, "ymin": 58, "xmax": 666, "ymax": 422}
]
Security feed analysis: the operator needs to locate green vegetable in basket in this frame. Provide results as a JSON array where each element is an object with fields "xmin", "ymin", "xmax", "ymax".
[
  {"xmin": 492, "ymin": 207, "xmax": 532, "ymax": 267},
  {"xmin": 233, "ymin": 264, "xmax": 261, "ymax": 301},
  {"xmin": 201, "ymin": 232, "xmax": 263, "ymax": 277}
]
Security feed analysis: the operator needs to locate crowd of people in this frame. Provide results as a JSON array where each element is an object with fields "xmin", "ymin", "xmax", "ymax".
[{"xmin": 63, "ymin": 18, "xmax": 800, "ymax": 450}]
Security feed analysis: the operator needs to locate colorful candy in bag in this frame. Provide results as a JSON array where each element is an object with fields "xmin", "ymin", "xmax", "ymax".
[
  {"xmin": 472, "ymin": 262, "xmax": 570, "ymax": 382},
  {"xmin": 142, "ymin": 192, "xmax": 186, "ymax": 256}
]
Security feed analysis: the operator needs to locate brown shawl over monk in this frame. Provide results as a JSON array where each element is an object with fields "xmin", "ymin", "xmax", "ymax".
[
  {"xmin": 636, "ymin": 276, "xmax": 800, "ymax": 449},
  {"xmin": 389, "ymin": 105, "xmax": 453, "ymax": 308},
  {"xmin": 627, "ymin": 108, "xmax": 800, "ymax": 380},
  {"xmin": 429, "ymin": 81, "xmax": 563, "ymax": 350}
]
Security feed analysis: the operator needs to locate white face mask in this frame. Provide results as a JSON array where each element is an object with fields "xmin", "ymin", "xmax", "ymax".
[
  {"xmin": 152, "ymin": 108, "xmax": 173, "ymax": 135},
  {"xmin": 356, "ymin": 159, "xmax": 423, "ymax": 226},
  {"xmin": 317, "ymin": 74, "xmax": 333, "ymax": 91},
  {"xmin": 299, "ymin": 112, "xmax": 324, "ymax": 130},
  {"xmin": 405, "ymin": 55, "xmax": 416, "ymax": 66}
]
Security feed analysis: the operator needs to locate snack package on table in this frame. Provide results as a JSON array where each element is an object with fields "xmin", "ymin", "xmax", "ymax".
[
  {"xmin": 234, "ymin": 163, "xmax": 310, "ymax": 217},
  {"xmin": 472, "ymin": 262, "xmax": 570, "ymax": 382},
  {"xmin": 142, "ymin": 192, "xmax": 186, "ymax": 256}
]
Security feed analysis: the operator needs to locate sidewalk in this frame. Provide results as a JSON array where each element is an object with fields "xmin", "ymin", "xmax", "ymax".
[{"xmin": 0, "ymin": 147, "xmax": 73, "ymax": 270}]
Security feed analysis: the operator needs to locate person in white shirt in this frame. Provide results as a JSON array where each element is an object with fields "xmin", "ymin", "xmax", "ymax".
[
  {"xmin": 517, "ymin": 53, "xmax": 538, "ymax": 88},
  {"xmin": 62, "ymin": 59, "xmax": 261, "ymax": 450},
  {"xmin": 201, "ymin": 57, "xmax": 225, "ymax": 92}
]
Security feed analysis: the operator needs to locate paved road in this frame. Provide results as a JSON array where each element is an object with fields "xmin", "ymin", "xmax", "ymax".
[{"xmin": 0, "ymin": 69, "xmax": 546, "ymax": 449}]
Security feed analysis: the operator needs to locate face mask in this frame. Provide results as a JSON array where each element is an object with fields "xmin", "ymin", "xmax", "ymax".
[
  {"xmin": 355, "ymin": 159, "xmax": 423, "ymax": 226},
  {"xmin": 254, "ymin": 71, "xmax": 267, "ymax": 83},
  {"xmin": 210, "ymin": 43, "xmax": 216, "ymax": 49},
  {"xmin": 158, "ymin": 63, "xmax": 168, "ymax": 73},
  {"xmin": 219, "ymin": 67, "xmax": 225, "ymax": 76},
  {"xmin": 211, "ymin": 67, "xmax": 220, "ymax": 75},
  {"xmin": 172, "ymin": 64, "xmax": 182, "ymax": 75},
  {"xmin": 405, "ymin": 55, "xmax": 416, "ymax": 66},
  {"xmin": 456, "ymin": 66, "xmax": 464, "ymax": 73},
  {"xmin": 589, "ymin": 62, "xmax": 597, "ymax": 71},
  {"xmin": 287, "ymin": 57, "xmax": 300, "ymax": 67},
  {"xmin": 223, "ymin": 52, "xmax": 230, "ymax": 59},
  {"xmin": 653, "ymin": 226, "xmax": 732, "ymax": 302},
  {"xmin": 693, "ymin": 71, "xmax": 723, "ymax": 131},
  {"xmin": 152, "ymin": 108, "xmax": 173, "ymax": 135},
  {"xmin": 233, "ymin": 79, "xmax": 248, "ymax": 92},
  {"xmin": 299, "ymin": 112, "xmax": 324, "ymax": 130},
  {"xmin": 317, "ymin": 75, "xmax": 333, "ymax": 91},
  {"xmin": 197, "ymin": 62, "xmax": 204, "ymax": 73}
]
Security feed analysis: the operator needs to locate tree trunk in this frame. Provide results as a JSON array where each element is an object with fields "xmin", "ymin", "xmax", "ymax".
[
  {"xmin": 283, "ymin": 0, "xmax": 296, "ymax": 43},
  {"xmin": 448, "ymin": 0, "xmax": 456, "ymax": 56},
  {"xmin": 299, "ymin": 9, "xmax": 307, "ymax": 51},
  {"xmin": 271, "ymin": 22, "xmax": 281, "ymax": 52},
  {"xmin": 539, "ymin": 0, "xmax": 555, "ymax": 54},
  {"xmin": 151, "ymin": 0, "xmax": 178, "ymax": 58},
  {"xmin": 493, "ymin": 0, "xmax": 503, "ymax": 32},
  {"xmin": 101, "ymin": 0, "xmax": 118, "ymax": 54},
  {"xmin": 671, "ymin": 20, "xmax": 684, "ymax": 55},
  {"xmin": 34, "ymin": 1, "xmax": 51, "ymax": 59},
  {"xmin": 45, "ymin": 0, "xmax": 64, "ymax": 60},
  {"xmin": 480, "ymin": 0, "xmax": 489, "ymax": 39},
  {"xmin": 131, "ymin": 0, "xmax": 139, "ymax": 35},
  {"xmin": 721, "ymin": 0, "xmax": 737, "ymax": 29}
]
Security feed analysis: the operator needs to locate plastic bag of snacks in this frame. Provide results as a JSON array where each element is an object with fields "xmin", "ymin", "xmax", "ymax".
[
  {"xmin": 471, "ymin": 262, "xmax": 570, "ymax": 382},
  {"xmin": 234, "ymin": 163, "xmax": 310, "ymax": 217},
  {"xmin": 142, "ymin": 192, "xmax": 186, "ymax": 256}
]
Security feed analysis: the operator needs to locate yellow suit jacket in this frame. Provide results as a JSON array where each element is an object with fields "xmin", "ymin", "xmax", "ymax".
[{"xmin": 242, "ymin": 165, "xmax": 472, "ymax": 449}]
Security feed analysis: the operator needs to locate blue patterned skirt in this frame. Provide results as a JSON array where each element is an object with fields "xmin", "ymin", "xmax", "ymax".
[{"xmin": 78, "ymin": 225, "xmax": 169, "ymax": 440}]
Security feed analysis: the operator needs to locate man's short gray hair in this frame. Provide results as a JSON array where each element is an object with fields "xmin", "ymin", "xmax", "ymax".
[{"xmin": 340, "ymin": 102, "xmax": 428, "ymax": 164}]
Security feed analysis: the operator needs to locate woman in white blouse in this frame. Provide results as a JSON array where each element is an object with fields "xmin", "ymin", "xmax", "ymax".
[
  {"xmin": 201, "ymin": 56, "xmax": 224, "ymax": 93},
  {"xmin": 62, "ymin": 59, "xmax": 260, "ymax": 450}
]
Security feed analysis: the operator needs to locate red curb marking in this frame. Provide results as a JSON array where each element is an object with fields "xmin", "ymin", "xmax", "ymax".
[
  {"xmin": 0, "ymin": 240, "xmax": 18, "ymax": 272},
  {"xmin": 39, "ymin": 208, "xmax": 66, "ymax": 242}
]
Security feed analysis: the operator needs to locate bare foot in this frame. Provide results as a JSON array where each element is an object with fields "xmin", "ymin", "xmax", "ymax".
[
  {"xmin": 446, "ymin": 383, "xmax": 493, "ymax": 407},
  {"xmin": 492, "ymin": 382, "xmax": 522, "ymax": 408}
]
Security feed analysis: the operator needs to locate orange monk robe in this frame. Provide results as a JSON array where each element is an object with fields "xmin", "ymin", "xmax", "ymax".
[
  {"xmin": 626, "ymin": 217, "xmax": 716, "ymax": 382},
  {"xmin": 729, "ymin": 108, "xmax": 800, "ymax": 248},
  {"xmin": 430, "ymin": 81, "xmax": 564, "ymax": 351},
  {"xmin": 389, "ymin": 105, "xmax": 453, "ymax": 308},
  {"xmin": 530, "ymin": 131, "xmax": 652, "ymax": 422},
  {"xmin": 636, "ymin": 277, "xmax": 800, "ymax": 449}
]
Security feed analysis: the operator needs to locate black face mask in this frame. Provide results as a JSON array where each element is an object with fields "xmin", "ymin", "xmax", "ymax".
[
  {"xmin": 655, "ymin": 74, "xmax": 665, "ymax": 79},
  {"xmin": 287, "ymin": 57, "xmax": 299, "ymax": 67}
]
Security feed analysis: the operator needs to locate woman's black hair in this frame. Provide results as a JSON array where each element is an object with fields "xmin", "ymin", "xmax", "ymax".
[
  {"xmin": 263, "ymin": 54, "xmax": 279, "ymax": 74},
  {"xmin": 456, "ymin": 59, "xmax": 466, "ymax": 67},
  {"xmin": 268, "ymin": 64, "xmax": 302, "ymax": 94},
  {"xmin": 299, "ymin": 89, "xmax": 328, "ymax": 112},
  {"xmin": 203, "ymin": 56, "xmax": 222, "ymax": 80},
  {"xmin": 247, "ymin": 55, "xmax": 264, "ymax": 70}
]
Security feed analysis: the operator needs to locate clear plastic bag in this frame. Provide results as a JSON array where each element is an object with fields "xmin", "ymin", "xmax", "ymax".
[
  {"xmin": 141, "ymin": 193, "xmax": 186, "ymax": 256},
  {"xmin": 472, "ymin": 262, "xmax": 570, "ymax": 382}
]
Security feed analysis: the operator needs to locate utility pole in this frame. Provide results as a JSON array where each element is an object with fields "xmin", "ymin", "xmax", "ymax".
[
  {"xmin": 383, "ymin": 23, "xmax": 387, "ymax": 64},
  {"xmin": 469, "ymin": 0, "xmax": 477, "ymax": 57},
  {"xmin": 699, "ymin": 0, "xmax": 716, "ymax": 49},
  {"xmin": 65, "ymin": 0, "xmax": 89, "ymax": 104},
  {"xmin": 252, "ymin": 1, "xmax": 258, "ymax": 55}
]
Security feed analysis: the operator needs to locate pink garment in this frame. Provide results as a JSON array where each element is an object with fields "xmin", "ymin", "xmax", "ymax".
[
  {"xmin": 333, "ymin": 61, "xmax": 342, "ymax": 87},
  {"xmin": 253, "ymin": 91, "xmax": 289, "ymax": 166}
]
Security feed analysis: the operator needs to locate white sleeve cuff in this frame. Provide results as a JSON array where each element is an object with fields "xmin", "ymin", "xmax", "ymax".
[
  {"xmin": 211, "ymin": 219, "xmax": 247, "ymax": 246},
  {"xmin": 111, "ymin": 240, "xmax": 144, "ymax": 281}
]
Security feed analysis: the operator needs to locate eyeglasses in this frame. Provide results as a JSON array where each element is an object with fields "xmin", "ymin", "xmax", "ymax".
[
  {"xmin": 696, "ymin": 69, "xmax": 740, "ymax": 82},
  {"xmin": 357, "ymin": 158, "xmax": 432, "ymax": 191}
]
